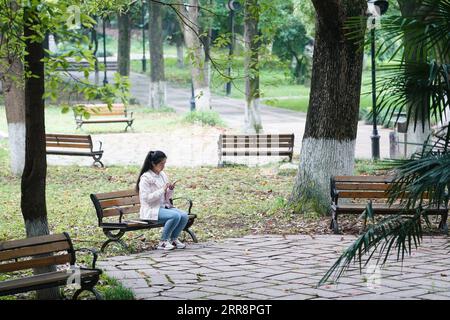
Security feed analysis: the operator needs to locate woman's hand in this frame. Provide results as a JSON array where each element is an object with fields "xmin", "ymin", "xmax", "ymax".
[{"xmin": 164, "ymin": 183, "xmax": 171, "ymax": 192}]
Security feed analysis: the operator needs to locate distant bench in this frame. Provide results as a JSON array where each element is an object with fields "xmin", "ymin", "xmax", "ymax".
[
  {"xmin": 56, "ymin": 60, "xmax": 118, "ymax": 72},
  {"xmin": 74, "ymin": 103, "xmax": 134, "ymax": 132},
  {"xmin": 0, "ymin": 233, "xmax": 102, "ymax": 300},
  {"xmin": 46, "ymin": 133, "xmax": 104, "ymax": 167},
  {"xmin": 218, "ymin": 134, "xmax": 294, "ymax": 166},
  {"xmin": 330, "ymin": 175, "xmax": 449, "ymax": 234}
]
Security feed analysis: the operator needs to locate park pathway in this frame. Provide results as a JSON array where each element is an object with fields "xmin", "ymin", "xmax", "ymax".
[
  {"xmin": 129, "ymin": 72, "xmax": 392, "ymax": 160},
  {"xmin": 98, "ymin": 234, "xmax": 450, "ymax": 300}
]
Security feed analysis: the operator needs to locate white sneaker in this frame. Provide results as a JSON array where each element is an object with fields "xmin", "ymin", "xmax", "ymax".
[
  {"xmin": 171, "ymin": 238, "xmax": 186, "ymax": 249},
  {"xmin": 157, "ymin": 240, "xmax": 175, "ymax": 251}
]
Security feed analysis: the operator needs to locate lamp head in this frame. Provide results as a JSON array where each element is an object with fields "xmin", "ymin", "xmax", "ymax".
[
  {"xmin": 367, "ymin": 0, "xmax": 389, "ymax": 16},
  {"xmin": 227, "ymin": 0, "xmax": 242, "ymax": 11}
]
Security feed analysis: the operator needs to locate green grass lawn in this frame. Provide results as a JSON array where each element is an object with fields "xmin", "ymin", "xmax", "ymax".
[{"xmin": 0, "ymin": 104, "xmax": 186, "ymax": 135}]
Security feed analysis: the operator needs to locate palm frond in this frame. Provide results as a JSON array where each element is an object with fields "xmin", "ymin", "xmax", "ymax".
[{"xmin": 319, "ymin": 208, "xmax": 423, "ymax": 286}]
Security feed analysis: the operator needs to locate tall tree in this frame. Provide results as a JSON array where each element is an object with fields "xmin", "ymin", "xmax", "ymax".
[
  {"xmin": 244, "ymin": 0, "xmax": 262, "ymax": 133},
  {"xmin": 178, "ymin": 0, "xmax": 211, "ymax": 110},
  {"xmin": 289, "ymin": 0, "xmax": 367, "ymax": 213},
  {"xmin": 149, "ymin": 0, "xmax": 167, "ymax": 108},
  {"xmin": 117, "ymin": 10, "xmax": 132, "ymax": 76},
  {"xmin": 21, "ymin": 3, "xmax": 60, "ymax": 300}
]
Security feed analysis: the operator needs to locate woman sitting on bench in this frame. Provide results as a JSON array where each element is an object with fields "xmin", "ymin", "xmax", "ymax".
[{"xmin": 136, "ymin": 150, "xmax": 189, "ymax": 251}]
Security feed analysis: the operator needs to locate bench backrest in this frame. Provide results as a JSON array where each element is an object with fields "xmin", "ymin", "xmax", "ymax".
[
  {"xmin": 0, "ymin": 233, "xmax": 75, "ymax": 273},
  {"xmin": 219, "ymin": 134, "xmax": 294, "ymax": 154},
  {"xmin": 90, "ymin": 189, "xmax": 140, "ymax": 223},
  {"xmin": 331, "ymin": 175, "xmax": 395, "ymax": 199},
  {"xmin": 79, "ymin": 103, "xmax": 127, "ymax": 117},
  {"xmin": 46, "ymin": 134, "xmax": 93, "ymax": 150}
]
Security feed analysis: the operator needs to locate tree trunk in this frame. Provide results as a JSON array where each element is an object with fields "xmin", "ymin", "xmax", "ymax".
[
  {"xmin": 22, "ymin": 5, "xmax": 60, "ymax": 300},
  {"xmin": 399, "ymin": 0, "xmax": 431, "ymax": 157},
  {"xmin": 178, "ymin": 0, "xmax": 211, "ymax": 110},
  {"xmin": 149, "ymin": 0, "xmax": 167, "ymax": 108},
  {"xmin": 2, "ymin": 56, "xmax": 26, "ymax": 176},
  {"xmin": 117, "ymin": 11, "xmax": 131, "ymax": 77},
  {"xmin": 175, "ymin": 35, "xmax": 184, "ymax": 68},
  {"xmin": 244, "ymin": 0, "xmax": 262, "ymax": 133},
  {"xmin": 289, "ymin": 0, "xmax": 367, "ymax": 214}
]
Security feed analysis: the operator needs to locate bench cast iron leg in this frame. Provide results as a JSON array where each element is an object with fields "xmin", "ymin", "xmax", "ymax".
[
  {"xmin": 184, "ymin": 228, "xmax": 198, "ymax": 243},
  {"xmin": 330, "ymin": 211, "xmax": 340, "ymax": 234},
  {"xmin": 101, "ymin": 230, "xmax": 128, "ymax": 252},
  {"xmin": 92, "ymin": 155, "xmax": 104, "ymax": 168},
  {"xmin": 439, "ymin": 212, "xmax": 448, "ymax": 234},
  {"xmin": 73, "ymin": 288, "xmax": 103, "ymax": 300},
  {"xmin": 124, "ymin": 121, "xmax": 133, "ymax": 132}
]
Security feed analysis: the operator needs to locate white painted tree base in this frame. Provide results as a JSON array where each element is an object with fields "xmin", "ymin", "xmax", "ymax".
[
  {"xmin": 244, "ymin": 98, "xmax": 263, "ymax": 133},
  {"xmin": 291, "ymin": 137, "xmax": 356, "ymax": 211},
  {"xmin": 194, "ymin": 87, "xmax": 211, "ymax": 110},
  {"xmin": 7, "ymin": 122, "xmax": 25, "ymax": 176},
  {"xmin": 149, "ymin": 81, "xmax": 167, "ymax": 109}
]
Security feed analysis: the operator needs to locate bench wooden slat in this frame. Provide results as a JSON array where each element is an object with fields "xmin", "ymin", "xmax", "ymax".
[
  {"xmin": 0, "ymin": 234, "xmax": 68, "ymax": 251},
  {"xmin": 93, "ymin": 189, "xmax": 137, "ymax": 201},
  {"xmin": 46, "ymin": 143, "xmax": 91, "ymax": 149},
  {"xmin": 334, "ymin": 176, "xmax": 394, "ymax": 183},
  {"xmin": 46, "ymin": 135, "xmax": 91, "ymax": 141},
  {"xmin": 102, "ymin": 205, "xmax": 141, "ymax": 217},
  {"xmin": 221, "ymin": 151, "xmax": 293, "ymax": 156},
  {"xmin": 0, "ymin": 269, "xmax": 99, "ymax": 294},
  {"xmin": 338, "ymin": 191, "xmax": 391, "ymax": 198},
  {"xmin": 99, "ymin": 196, "xmax": 140, "ymax": 209},
  {"xmin": 335, "ymin": 183, "xmax": 392, "ymax": 191},
  {"xmin": 0, "ymin": 253, "xmax": 72, "ymax": 273},
  {"xmin": 0, "ymin": 241, "xmax": 71, "ymax": 262},
  {"xmin": 221, "ymin": 134, "xmax": 294, "ymax": 138},
  {"xmin": 78, "ymin": 119, "xmax": 131, "ymax": 123}
]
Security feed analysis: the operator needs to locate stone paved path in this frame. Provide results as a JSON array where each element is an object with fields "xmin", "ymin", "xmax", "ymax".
[{"xmin": 98, "ymin": 234, "xmax": 450, "ymax": 300}]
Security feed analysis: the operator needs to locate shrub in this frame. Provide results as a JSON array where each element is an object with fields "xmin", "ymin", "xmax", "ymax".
[{"xmin": 183, "ymin": 110, "xmax": 226, "ymax": 127}]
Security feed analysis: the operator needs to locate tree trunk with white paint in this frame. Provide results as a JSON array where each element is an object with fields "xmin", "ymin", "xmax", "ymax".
[
  {"xmin": 23, "ymin": 6, "xmax": 60, "ymax": 300},
  {"xmin": 149, "ymin": 1, "xmax": 167, "ymax": 108},
  {"xmin": 399, "ymin": 0, "xmax": 431, "ymax": 158},
  {"xmin": 2, "ymin": 57, "xmax": 26, "ymax": 176},
  {"xmin": 117, "ymin": 11, "xmax": 131, "ymax": 77},
  {"xmin": 244, "ymin": 0, "xmax": 262, "ymax": 133},
  {"xmin": 289, "ymin": 0, "xmax": 367, "ymax": 214},
  {"xmin": 175, "ymin": 35, "xmax": 184, "ymax": 68},
  {"xmin": 178, "ymin": 0, "xmax": 211, "ymax": 110}
]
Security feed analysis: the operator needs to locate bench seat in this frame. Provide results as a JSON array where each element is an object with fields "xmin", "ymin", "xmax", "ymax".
[{"xmin": 74, "ymin": 103, "xmax": 134, "ymax": 131}]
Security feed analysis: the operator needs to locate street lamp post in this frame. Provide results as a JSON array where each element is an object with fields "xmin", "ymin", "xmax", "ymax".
[
  {"xmin": 141, "ymin": 0, "xmax": 147, "ymax": 73},
  {"xmin": 367, "ymin": 0, "xmax": 389, "ymax": 160},
  {"xmin": 102, "ymin": 17, "xmax": 108, "ymax": 86},
  {"xmin": 225, "ymin": 0, "xmax": 241, "ymax": 96}
]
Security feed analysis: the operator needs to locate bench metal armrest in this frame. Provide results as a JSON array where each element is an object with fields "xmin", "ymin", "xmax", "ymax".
[
  {"xmin": 74, "ymin": 248, "xmax": 99, "ymax": 269},
  {"xmin": 97, "ymin": 140, "xmax": 103, "ymax": 152},
  {"xmin": 172, "ymin": 197, "xmax": 193, "ymax": 214},
  {"xmin": 113, "ymin": 206, "xmax": 125, "ymax": 224}
]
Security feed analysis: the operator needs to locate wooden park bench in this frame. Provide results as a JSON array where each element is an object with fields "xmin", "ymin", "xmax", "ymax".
[
  {"xmin": 74, "ymin": 103, "xmax": 134, "ymax": 131},
  {"xmin": 0, "ymin": 233, "xmax": 102, "ymax": 300},
  {"xmin": 56, "ymin": 60, "xmax": 118, "ymax": 72},
  {"xmin": 90, "ymin": 189, "xmax": 198, "ymax": 252},
  {"xmin": 218, "ymin": 134, "xmax": 294, "ymax": 167},
  {"xmin": 46, "ymin": 133, "xmax": 104, "ymax": 167},
  {"xmin": 330, "ymin": 175, "xmax": 449, "ymax": 234}
]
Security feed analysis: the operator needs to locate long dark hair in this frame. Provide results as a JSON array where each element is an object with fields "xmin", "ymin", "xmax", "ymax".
[{"xmin": 136, "ymin": 150, "xmax": 167, "ymax": 191}]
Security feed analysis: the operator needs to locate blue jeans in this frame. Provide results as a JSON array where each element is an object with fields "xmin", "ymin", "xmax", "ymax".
[{"xmin": 157, "ymin": 207, "xmax": 189, "ymax": 241}]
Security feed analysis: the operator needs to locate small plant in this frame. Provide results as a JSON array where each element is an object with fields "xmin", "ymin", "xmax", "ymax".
[
  {"xmin": 99, "ymin": 276, "xmax": 135, "ymax": 300},
  {"xmin": 183, "ymin": 110, "xmax": 226, "ymax": 127}
]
